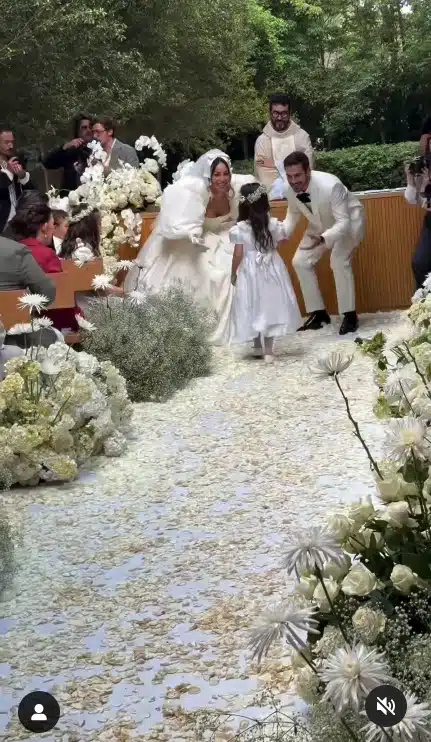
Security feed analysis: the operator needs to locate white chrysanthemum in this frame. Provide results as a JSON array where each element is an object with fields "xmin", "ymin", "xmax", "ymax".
[
  {"xmin": 283, "ymin": 525, "xmax": 345, "ymax": 575},
  {"xmin": 7, "ymin": 323, "xmax": 33, "ymax": 335},
  {"xmin": 33, "ymin": 317, "xmax": 53, "ymax": 330},
  {"xmin": 75, "ymin": 315, "xmax": 96, "ymax": 332},
  {"xmin": 17, "ymin": 293, "xmax": 49, "ymax": 313},
  {"xmin": 92, "ymin": 275, "xmax": 112, "ymax": 291},
  {"xmin": 113, "ymin": 260, "xmax": 135, "ymax": 273},
  {"xmin": 385, "ymin": 416, "xmax": 428, "ymax": 464},
  {"xmin": 320, "ymin": 644, "xmax": 391, "ymax": 712},
  {"xmin": 362, "ymin": 691, "xmax": 431, "ymax": 742},
  {"xmin": 127, "ymin": 290, "xmax": 146, "ymax": 306},
  {"xmin": 310, "ymin": 351, "xmax": 354, "ymax": 378},
  {"xmin": 423, "ymin": 273, "xmax": 431, "ymax": 293},
  {"xmin": 249, "ymin": 601, "xmax": 319, "ymax": 664},
  {"xmin": 384, "ymin": 368, "xmax": 418, "ymax": 402}
]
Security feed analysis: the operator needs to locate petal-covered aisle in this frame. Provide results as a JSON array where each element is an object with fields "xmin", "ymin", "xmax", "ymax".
[{"xmin": 1, "ymin": 313, "xmax": 404, "ymax": 741}]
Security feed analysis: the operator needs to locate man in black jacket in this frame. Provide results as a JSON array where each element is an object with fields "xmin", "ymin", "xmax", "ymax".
[
  {"xmin": 43, "ymin": 113, "xmax": 93, "ymax": 195},
  {"xmin": 0, "ymin": 126, "xmax": 34, "ymax": 233}
]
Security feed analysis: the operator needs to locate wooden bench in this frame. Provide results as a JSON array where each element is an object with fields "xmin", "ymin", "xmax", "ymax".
[{"xmin": 0, "ymin": 258, "xmax": 104, "ymax": 345}]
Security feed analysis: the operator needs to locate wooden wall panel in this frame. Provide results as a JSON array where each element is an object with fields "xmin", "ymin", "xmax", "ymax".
[{"xmin": 117, "ymin": 192, "xmax": 425, "ymax": 314}]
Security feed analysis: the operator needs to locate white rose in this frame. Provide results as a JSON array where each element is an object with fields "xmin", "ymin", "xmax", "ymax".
[
  {"xmin": 348, "ymin": 497, "xmax": 376, "ymax": 528},
  {"xmin": 313, "ymin": 577, "xmax": 340, "ymax": 613},
  {"xmin": 390, "ymin": 564, "xmax": 417, "ymax": 594},
  {"xmin": 377, "ymin": 474, "xmax": 417, "ymax": 503},
  {"xmin": 323, "ymin": 554, "xmax": 351, "ymax": 581},
  {"xmin": 296, "ymin": 574, "xmax": 318, "ymax": 601},
  {"xmin": 385, "ymin": 501, "xmax": 416, "ymax": 528},
  {"xmin": 341, "ymin": 563, "xmax": 377, "ymax": 597},
  {"xmin": 352, "ymin": 606, "xmax": 386, "ymax": 642},
  {"xmin": 347, "ymin": 528, "xmax": 384, "ymax": 553},
  {"xmin": 294, "ymin": 666, "xmax": 320, "ymax": 703},
  {"xmin": 290, "ymin": 648, "xmax": 312, "ymax": 669},
  {"xmin": 328, "ymin": 514, "xmax": 351, "ymax": 542}
]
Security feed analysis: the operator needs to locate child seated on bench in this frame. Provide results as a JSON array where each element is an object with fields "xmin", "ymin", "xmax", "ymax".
[{"xmin": 59, "ymin": 204, "xmax": 123, "ymax": 314}]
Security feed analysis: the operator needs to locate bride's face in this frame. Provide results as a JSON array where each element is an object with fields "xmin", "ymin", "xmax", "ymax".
[{"xmin": 211, "ymin": 163, "xmax": 231, "ymax": 194}]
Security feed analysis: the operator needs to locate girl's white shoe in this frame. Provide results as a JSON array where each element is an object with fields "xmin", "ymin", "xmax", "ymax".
[{"xmin": 264, "ymin": 354, "xmax": 274, "ymax": 364}]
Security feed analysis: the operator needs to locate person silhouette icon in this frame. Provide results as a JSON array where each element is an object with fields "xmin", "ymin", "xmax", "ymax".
[{"xmin": 31, "ymin": 703, "xmax": 47, "ymax": 721}]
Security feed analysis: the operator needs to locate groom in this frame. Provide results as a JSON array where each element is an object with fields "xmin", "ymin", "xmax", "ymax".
[{"xmin": 282, "ymin": 151, "xmax": 365, "ymax": 335}]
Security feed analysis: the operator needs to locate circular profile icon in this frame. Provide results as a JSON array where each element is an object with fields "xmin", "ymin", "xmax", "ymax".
[
  {"xmin": 365, "ymin": 685, "xmax": 407, "ymax": 728},
  {"xmin": 18, "ymin": 691, "xmax": 60, "ymax": 734}
]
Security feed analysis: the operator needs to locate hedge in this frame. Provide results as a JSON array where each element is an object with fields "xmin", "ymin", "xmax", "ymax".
[{"xmin": 233, "ymin": 141, "xmax": 420, "ymax": 192}]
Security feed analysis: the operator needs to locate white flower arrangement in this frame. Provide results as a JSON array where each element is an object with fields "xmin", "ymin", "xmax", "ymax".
[
  {"xmin": 135, "ymin": 135, "xmax": 167, "ymax": 168},
  {"xmin": 247, "ymin": 284, "xmax": 431, "ymax": 740},
  {"xmin": 0, "ymin": 303, "xmax": 133, "ymax": 490}
]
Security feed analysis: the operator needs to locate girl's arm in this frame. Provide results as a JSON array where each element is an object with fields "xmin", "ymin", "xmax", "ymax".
[{"xmin": 231, "ymin": 244, "xmax": 244, "ymax": 285}]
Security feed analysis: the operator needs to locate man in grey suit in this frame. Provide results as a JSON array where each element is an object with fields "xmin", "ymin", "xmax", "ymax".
[
  {"xmin": 92, "ymin": 116, "xmax": 139, "ymax": 172},
  {"xmin": 0, "ymin": 235, "xmax": 60, "ymax": 349}
]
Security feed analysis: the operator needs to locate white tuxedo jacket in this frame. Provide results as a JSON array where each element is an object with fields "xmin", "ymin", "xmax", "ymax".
[{"xmin": 283, "ymin": 170, "xmax": 365, "ymax": 248}]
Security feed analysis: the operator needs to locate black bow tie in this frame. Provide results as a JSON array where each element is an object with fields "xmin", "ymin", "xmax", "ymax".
[{"xmin": 296, "ymin": 192, "xmax": 311, "ymax": 203}]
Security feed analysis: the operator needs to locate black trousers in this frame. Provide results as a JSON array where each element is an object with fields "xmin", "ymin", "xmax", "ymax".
[{"xmin": 412, "ymin": 213, "xmax": 431, "ymax": 289}]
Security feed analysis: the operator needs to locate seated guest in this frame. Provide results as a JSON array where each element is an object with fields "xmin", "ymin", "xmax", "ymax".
[
  {"xmin": 8, "ymin": 199, "xmax": 81, "ymax": 332},
  {"xmin": 51, "ymin": 209, "xmax": 69, "ymax": 253},
  {"xmin": 0, "ymin": 234, "xmax": 60, "ymax": 348},
  {"xmin": 43, "ymin": 113, "xmax": 93, "ymax": 195},
  {"xmin": 92, "ymin": 117, "xmax": 139, "ymax": 172},
  {"xmin": 0, "ymin": 125, "xmax": 35, "ymax": 232},
  {"xmin": 0, "ymin": 319, "xmax": 24, "ymax": 380},
  {"xmin": 59, "ymin": 204, "xmax": 124, "ymax": 312}
]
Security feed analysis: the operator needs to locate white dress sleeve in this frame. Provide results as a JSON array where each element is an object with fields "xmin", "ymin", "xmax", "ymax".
[
  {"xmin": 157, "ymin": 175, "xmax": 209, "ymax": 241},
  {"xmin": 269, "ymin": 217, "xmax": 290, "ymax": 244},
  {"xmin": 229, "ymin": 223, "xmax": 245, "ymax": 244}
]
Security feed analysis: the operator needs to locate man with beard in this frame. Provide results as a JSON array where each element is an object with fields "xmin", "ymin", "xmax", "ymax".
[
  {"xmin": 254, "ymin": 93, "xmax": 313, "ymax": 192},
  {"xmin": 43, "ymin": 113, "xmax": 93, "ymax": 194}
]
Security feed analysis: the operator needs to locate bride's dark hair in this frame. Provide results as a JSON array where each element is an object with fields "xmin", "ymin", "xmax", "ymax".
[
  {"xmin": 210, "ymin": 157, "xmax": 231, "ymax": 179},
  {"xmin": 238, "ymin": 183, "xmax": 273, "ymax": 253}
]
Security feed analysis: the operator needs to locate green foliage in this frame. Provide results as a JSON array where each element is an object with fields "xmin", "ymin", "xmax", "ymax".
[
  {"xmin": 0, "ymin": 516, "xmax": 15, "ymax": 598},
  {"xmin": 234, "ymin": 141, "xmax": 419, "ymax": 191},
  {"xmin": 83, "ymin": 290, "xmax": 213, "ymax": 403}
]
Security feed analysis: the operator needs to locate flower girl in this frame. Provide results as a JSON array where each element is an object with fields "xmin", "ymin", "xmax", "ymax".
[{"xmin": 230, "ymin": 182, "xmax": 302, "ymax": 362}]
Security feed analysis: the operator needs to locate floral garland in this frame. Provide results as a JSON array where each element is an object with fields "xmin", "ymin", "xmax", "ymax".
[
  {"xmin": 0, "ymin": 294, "xmax": 133, "ymax": 489},
  {"xmin": 247, "ymin": 285, "xmax": 431, "ymax": 740}
]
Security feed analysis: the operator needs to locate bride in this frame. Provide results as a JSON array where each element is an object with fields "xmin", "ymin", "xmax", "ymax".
[{"xmin": 124, "ymin": 149, "xmax": 254, "ymax": 344}]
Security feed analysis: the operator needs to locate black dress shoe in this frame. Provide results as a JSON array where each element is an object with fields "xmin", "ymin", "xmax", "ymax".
[
  {"xmin": 339, "ymin": 311, "xmax": 359, "ymax": 335},
  {"xmin": 298, "ymin": 310, "xmax": 331, "ymax": 331}
]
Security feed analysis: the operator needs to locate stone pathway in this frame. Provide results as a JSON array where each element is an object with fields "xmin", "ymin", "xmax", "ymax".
[{"xmin": 0, "ymin": 312, "xmax": 405, "ymax": 741}]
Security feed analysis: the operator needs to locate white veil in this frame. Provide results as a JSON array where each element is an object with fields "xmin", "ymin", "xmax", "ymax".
[{"xmin": 175, "ymin": 150, "xmax": 232, "ymax": 182}]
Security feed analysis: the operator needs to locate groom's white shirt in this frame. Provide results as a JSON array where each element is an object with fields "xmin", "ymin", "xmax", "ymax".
[{"xmin": 283, "ymin": 170, "xmax": 364, "ymax": 247}]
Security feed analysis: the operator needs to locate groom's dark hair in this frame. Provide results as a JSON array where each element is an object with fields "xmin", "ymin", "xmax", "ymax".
[
  {"xmin": 269, "ymin": 93, "xmax": 291, "ymax": 109},
  {"xmin": 284, "ymin": 151, "xmax": 310, "ymax": 171}
]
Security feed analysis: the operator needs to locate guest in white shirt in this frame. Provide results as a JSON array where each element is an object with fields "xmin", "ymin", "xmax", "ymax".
[
  {"xmin": 0, "ymin": 126, "xmax": 34, "ymax": 232},
  {"xmin": 51, "ymin": 209, "xmax": 69, "ymax": 254}
]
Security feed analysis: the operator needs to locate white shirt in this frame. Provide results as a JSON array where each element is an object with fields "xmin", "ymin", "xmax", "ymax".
[
  {"xmin": 104, "ymin": 139, "xmax": 117, "ymax": 169},
  {"xmin": 0, "ymin": 160, "xmax": 30, "ymax": 223}
]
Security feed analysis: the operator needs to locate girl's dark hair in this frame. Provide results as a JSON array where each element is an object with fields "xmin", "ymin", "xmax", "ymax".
[
  {"xmin": 59, "ymin": 207, "xmax": 101, "ymax": 259},
  {"xmin": 238, "ymin": 183, "xmax": 273, "ymax": 253},
  {"xmin": 52, "ymin": 209, "xmax": 68, "ymax": 226},
  {"xmin": 8, "ymin": 200, "xmax": 52, "ymax": 240},
  {"xmin": 210, "ymin": 157, "xmax": 231, "ymax": 179}
]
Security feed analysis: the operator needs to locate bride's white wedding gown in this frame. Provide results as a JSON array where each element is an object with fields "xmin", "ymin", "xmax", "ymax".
[
  {"xmin": 126, "ymin": 213, "xmax": 236, "ymax": 344},
  {"xmin": 125, "ymin": 151, "xmax": 255, "ymax": 345}
]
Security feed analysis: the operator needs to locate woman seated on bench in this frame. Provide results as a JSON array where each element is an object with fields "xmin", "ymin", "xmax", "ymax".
[
  {"xmin": 59, "ymin": 204, "xmax": 123, "ymax": 314},
  {"xmin": 7, "ymin": 198, "xmax": 81, "ymax": 333}
]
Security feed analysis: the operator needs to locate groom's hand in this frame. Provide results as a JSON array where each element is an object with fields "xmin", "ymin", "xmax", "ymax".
[{"xmin": 301, "ymin": 236, "xmax": 325, "ymax": 251}]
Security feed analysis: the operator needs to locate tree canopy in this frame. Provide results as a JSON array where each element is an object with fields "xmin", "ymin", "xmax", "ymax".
[{"xmin": 1, "ymin": 0, "xmax": 431, "ymax": 151}]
